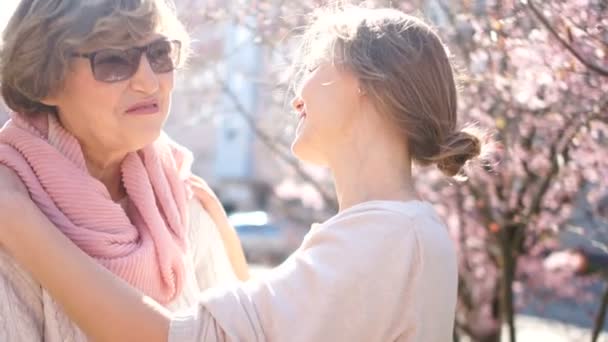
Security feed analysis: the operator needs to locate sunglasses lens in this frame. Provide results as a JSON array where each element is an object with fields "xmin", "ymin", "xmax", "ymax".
[
  {"xmin": 89, "ymin": 40, "xmax": 180, "ymax": 82},
  {"xmin": 147, "ymin": 40, "xmax": 180, "ymax": 73},
  {"xmin": 92, "ymin": 50, "xmax": 137, "ymax": 82}
]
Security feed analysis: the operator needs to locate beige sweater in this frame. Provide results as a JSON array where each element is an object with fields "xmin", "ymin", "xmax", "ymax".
[
  {"xmin": 0, "ymin": 198, "xmax": 237, "ymax": 342},
  {"xmin": 170, "ymin": 200, "xmax": 458, "ymax": 342}
]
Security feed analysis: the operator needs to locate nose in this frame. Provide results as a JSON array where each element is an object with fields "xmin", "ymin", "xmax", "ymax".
[
  {"xmin": 291, "ymin": 96, "xmax": 304, "ymax": 113},
  {"xmin": 130, "ymin": 55, "xmax": 160, "ymax": 95}
]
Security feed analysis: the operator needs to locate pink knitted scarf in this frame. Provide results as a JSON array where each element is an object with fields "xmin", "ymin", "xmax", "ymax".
[{"xmin": 0, "ymin": 112, "xmax": 192, "ymax": 304}]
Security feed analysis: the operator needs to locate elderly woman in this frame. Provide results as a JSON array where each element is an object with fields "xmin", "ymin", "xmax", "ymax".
[{"xmin": 0, "ymin": 0, "xmax": 247, "ymax": 341}]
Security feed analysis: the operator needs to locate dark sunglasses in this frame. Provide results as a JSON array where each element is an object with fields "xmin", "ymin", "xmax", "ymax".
[{"xmin": 71, "ymin": 39, "xmax": 181, "ymax": 83}]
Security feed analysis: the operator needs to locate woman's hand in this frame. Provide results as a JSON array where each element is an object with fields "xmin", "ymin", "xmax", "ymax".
[{"xmin": 188, "ymin": 175, "xmax": 250, "ymax": 281}]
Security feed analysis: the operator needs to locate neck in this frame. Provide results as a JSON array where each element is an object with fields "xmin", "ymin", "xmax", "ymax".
[
  {"xmin": 82, "ymin": 147, "xmax": 127, "ymax": 202},
  {"xmin": 328, "ymin": 133, "xmax": 417, "ymax": 212},
  {"xmin": 55, "ymin": 112, "xmax": 127, "ymax": 201}
]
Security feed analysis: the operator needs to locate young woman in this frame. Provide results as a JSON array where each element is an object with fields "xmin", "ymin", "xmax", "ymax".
[{"xmin": 0, "ymin": 5, "xmax": 483, "ymax": 342}]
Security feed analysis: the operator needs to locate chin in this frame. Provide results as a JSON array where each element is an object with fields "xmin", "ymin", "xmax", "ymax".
[
  {"xmin": 129, "ymin": 128, "xmax": 163, "ymax": 151},
  {"xmin": 291, "ymin": 139, "xmax": 327, "ymax": 166}
]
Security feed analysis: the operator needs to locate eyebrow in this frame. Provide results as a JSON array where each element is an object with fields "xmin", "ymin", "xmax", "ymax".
[{"xmin": 76, "ymin": 36, "xmax": 170, "ymax": 55}]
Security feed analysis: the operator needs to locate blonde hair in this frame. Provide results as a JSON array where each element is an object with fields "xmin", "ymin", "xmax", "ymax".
[
  {"xmin": 0, "ymin": 0, "xmax": 190, "ymax": 116},
  {"xmin": 293, "ymin": 6, "xmax": 483, "ymax": 178}
]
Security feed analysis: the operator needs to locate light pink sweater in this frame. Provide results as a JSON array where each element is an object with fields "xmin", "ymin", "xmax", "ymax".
[{"xmin": 170, "ymin": 200, "xmax": 458, "ymax": 342}]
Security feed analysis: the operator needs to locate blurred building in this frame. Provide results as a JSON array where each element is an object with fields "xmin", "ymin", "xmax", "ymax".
[{"xmin": 167, "ymin": 2, "xmax": 284, "ymax": 212}]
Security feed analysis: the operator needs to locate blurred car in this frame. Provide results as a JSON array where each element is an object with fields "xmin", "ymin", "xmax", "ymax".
[{"xmin": 229, "ymin": 211, "xmax": 303, "ymax": 265}]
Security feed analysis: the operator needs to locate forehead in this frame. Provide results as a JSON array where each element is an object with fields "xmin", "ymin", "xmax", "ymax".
[
  {"xmin": 303, "ymin": 33, "xmax": 338, "ymax": 63},
  {"xmin": 73, "ymin": 1, "xmax": 171, "ymax": 51},
  {"xmin": 83, "ymin": 33, "xmax": 170, "ymax": 53}
]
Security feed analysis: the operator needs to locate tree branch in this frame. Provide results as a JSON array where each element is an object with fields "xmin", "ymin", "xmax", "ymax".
[
  {"xmin": 523, "ymin": 100, "xmax": 608, "ymax": 224},
  {"xmin": 523, "ymin": 125, "xmax": 575, "ymax": 222},
  {"xmin": 592, "ymin": 280, "xmax": 608, "ymax": 342},
  {"xmin": 527, "ymin": 0, "xmax": 608, "ymax": 77}
]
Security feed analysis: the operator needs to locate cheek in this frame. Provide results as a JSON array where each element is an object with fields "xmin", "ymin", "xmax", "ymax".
[
  {"xmin": 159, "ymin": 72, "xmax": 175, "ymax": 91},
  {"xmin": 309, "ymin": 86, "xmax": 355, "ymax": 131},
  {"xmin": 330, "ymin": 81, "xmax": 360, "ymax": 125},
  {"xmin": 57, "ymin": 66, "xmax": 124, "ymax": 122},
  {"xmin": 158, "ymin": 73, "xmax": 174, "ymax": 111}
]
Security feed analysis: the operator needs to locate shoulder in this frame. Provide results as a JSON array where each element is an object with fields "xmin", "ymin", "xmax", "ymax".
[
  {"xmin": 320, "ymin": 200, "xmax": 440, "ymax": 238},
  {"xmin": 336, "ymin": 201, "xmax": 458, "ymax": 285},
  {"xmin": 0, "ymin": 167, "xmax": 43, "ymax": 314},
  {"xmin": 0, "ymin": 243, "xmax": 45, "ymax": 338},
  {"xmin": 333, "ymin": 200, "xmax": 455, "ymax": 258},
  {"xmin": 303, "ymin": 201, "xmax": 437, "ymax": 263},
  {"xmin": 308, "ymin": 201, "xmax": 449, "ymax": 270},
  {"xmin": 0, "ymin": 245, "xmax": 41, "ymax": 294},
  {"xmin": 0, "ymin": 164, "xmax": 28, "ymax": 196}
]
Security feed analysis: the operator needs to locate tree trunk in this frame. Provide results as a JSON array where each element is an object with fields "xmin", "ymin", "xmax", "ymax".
[
  {"xmin": 500, "ymin": 231, "xmax": 517, "ymax": 342},
  {"xmin": 592, "ymin": 281, "xmax": 608, "ymax": 342}
]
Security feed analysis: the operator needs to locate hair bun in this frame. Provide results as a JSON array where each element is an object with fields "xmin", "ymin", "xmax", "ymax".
[{"xmin": 436, "ymin": 130, "xmax": 482, "ymax": 177}]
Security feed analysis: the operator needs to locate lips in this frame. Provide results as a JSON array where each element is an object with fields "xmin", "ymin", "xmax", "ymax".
[{"xmin": 125, "ymin": 99, "xmax": 160, "ymax": 115}]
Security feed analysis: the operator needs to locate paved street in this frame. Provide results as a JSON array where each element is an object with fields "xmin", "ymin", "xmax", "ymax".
[{"xmin": 500, "ymin": 315, "xmax": 607, "ymax": 342}]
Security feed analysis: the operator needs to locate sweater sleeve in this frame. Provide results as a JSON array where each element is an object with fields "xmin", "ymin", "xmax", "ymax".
[
  {"xmin": 168, "ymin": 208, "xmax": 422, "ymax": 342},
  {"xmin": 0, "ymin": 248, "xmax": 45, "ymax": 341}
]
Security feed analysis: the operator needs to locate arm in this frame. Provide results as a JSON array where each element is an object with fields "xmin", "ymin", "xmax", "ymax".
[
  {"xmin": 0, "ymin": 191, "xmax": 320, "ymax": 342},
  {"xmin": 189, "ymin": 175, "xmax": 249, "ymax": 281},
  {"xmin": 168, "ymin": 211, "xmax": 418, "ymax": 342},
  {"xmin": 0, "ymin": 166, "xmax": 46, "ymax": 341},
  {"xmin": 0, "ymin": 192, "xmax": 172, "ymax": 342},
  {"xmin": 1, "ymin": 194, "xmax": 415, "ymax": 342}
]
